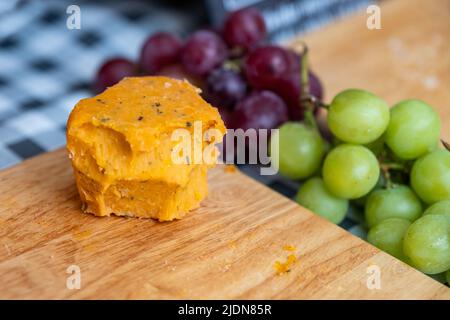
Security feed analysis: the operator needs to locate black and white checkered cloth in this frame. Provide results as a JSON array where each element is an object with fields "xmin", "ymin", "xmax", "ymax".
[
  {"xmin": 0, "ymin": 0, "xmax": 198, "ymax": 168},
  {"xmin": 0, "ymin": 0, "xmax": 366, "ymax": 235}
]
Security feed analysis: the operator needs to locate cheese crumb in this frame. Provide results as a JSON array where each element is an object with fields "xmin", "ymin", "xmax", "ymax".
[
  {"xmin": 224, "ymin": 165, "xmax": 237, "ymax": 173},
  {"xmin": 283, "ymin": 245, "xmax": 296, "ymax": 252},
  {"xmin": 274, "ymin": 254, "xmax": 297, "ymax": 275}
]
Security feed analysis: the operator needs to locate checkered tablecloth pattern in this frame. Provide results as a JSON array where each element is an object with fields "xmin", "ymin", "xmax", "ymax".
[
  {"xmin": 0, "ymin": 0, "xmax": 367, "ymax": 235},
  {"xmin": 0, "ymin": 0, "xmax": 198, "ymax": 168}
]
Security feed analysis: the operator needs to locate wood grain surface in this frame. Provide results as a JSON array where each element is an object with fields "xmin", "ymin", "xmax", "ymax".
[{"xmin": 1, "ymin": 0, "xmax": 450, "ymax": 299}]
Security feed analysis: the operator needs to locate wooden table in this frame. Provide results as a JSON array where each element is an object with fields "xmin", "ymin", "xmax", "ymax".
[
  {"xmin": 0, "ymin": 0, "xmax": 449, "ymax": 299},
  {"xmin": 293, "ymin": 0, "xmax": 450, "ymax": 141}
]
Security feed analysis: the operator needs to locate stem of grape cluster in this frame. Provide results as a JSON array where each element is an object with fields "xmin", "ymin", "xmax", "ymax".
[
  {"xmin": 379, "ymin": 162, "xmax": 407, "ymax": 189},
  {"xmin": 381, "ymin": 162, "xmax": 407, "ymax": 171},
  {"xmin": 315, "ymin": 100, "xmax": 330, "ymax": 110},
  {"xmin": 300, "ymin": 45, "xmax": 310, "ymax": 100},
  {"xmin": 442, "ymin": 139, "xmax": 450, "ymax": 151},
  {"xmin": 223, "ymin": 58, "xmax": 242, "ymax": 72},
  {"xmin": 298, "ymin": 42, "xmax": 318, "ymax": 130},
  {"xmin": 380, "ymin": 164, "xmax": 394, "ymax": 189}
]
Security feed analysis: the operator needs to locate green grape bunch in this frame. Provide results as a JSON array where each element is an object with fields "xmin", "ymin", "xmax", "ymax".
[{"xmin": 269, "ymin": 45, "xmax": 449, "ymax": 281}]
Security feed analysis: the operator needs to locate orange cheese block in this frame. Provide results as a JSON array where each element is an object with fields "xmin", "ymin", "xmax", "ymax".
[{"xmin": 66, "ymin": 76, "xmax": 226, "ymax": 221}]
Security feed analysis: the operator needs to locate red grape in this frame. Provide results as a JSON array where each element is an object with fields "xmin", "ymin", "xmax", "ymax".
[
  {"xmin": 139, "ymin": 32, "xmax": 182, "ymax": 74},
  {"xmin": 307, "ymin": 72, "xmax": 323, "ymax": 102},
  {"xmin": 204, "ymin": 68, "xmax": 247, "ymax": 109},
  {"xmin": 243, "ymin": 46, "xmax": 299, "ymax": 90},
  {"xmin": 243, "ymin": 45, "xmax": 323, "ymax": 120},
  {"xmin": 94, "ymin": 58, "xmax": 136, "ymax": 93},
  {"xmin": 223, "ymin": 91, "xmax": 288, "ymax": 163},
  {"xmin": 232, "ymin": 90, "xmax": 288, "ymax": 130},
  {"xmin": 287, "ymin": 50, "xmax": 301, "ymax": 72},
  {"xmin": 203, "ymin": 25, "xmax": 224, "ymax": 37},
  {"xmin": 223, "ymin": 8, "xmax": 266, "ymax": 50},
  {"xmin": 217, "ymin": 107, "xmax": 234, "ymax": 128},
  {"xmin": 272, "ymin": 71, "xmax": 323, "ymax": 120},
  {"xmin": 181, "ymin": 30, "xmax": 227, "ymax": 76},
  {"xmin": 158, "ymin": 63, "xmax": 203, "ymax": 87},
  {"xmin": 157, "ymin": 63, "xmax": 189, "ymax": 80}
]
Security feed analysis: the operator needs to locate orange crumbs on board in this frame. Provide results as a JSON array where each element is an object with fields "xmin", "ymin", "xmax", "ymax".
[
  {"xmin": 224, "ymin": 164, "xmax": 237, "ymax": 173},
  {"xmin": 274, "ymin": 254, "xmax": 297, "ymax": 275}
]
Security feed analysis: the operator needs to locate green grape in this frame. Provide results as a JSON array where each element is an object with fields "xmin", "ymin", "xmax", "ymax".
[
  {"xmin": 322, "ymin": 144, "xmax": 380, "ymax": 199},
  {"xmin": 271, "ymin": 122, "xmax": 325, "ymax": 180},
  {"xmin": 403, "ymin": 214, "xmax": 450, "ymax": 274},
  {"xmin": 365, "ymin": 185, "xmax": 423, "ymax": 227},
  {"xmin": 367, "ymin": 218, "xmax": 410, "ymax": 261},
  {"xmin": 385, "ymin": 99, "xmax": 441, "ymax": 160},
  {"xmin": 411, "ymin": 149, "xmax": 450, "ymax": 204},
  {"xmin": 327, "ymin": 89, "xmax": 390, "ymax": 144},
  {"xmin": 446, "ymin": 270, "xmax": 450, "ymax": 284},
  {"xmin": 295, "ymin": 177, "xmax": 349, "ymax": 224},
  {"xmin": 423, "ymin": 200, "xmax": 450, "ymax": 220}
]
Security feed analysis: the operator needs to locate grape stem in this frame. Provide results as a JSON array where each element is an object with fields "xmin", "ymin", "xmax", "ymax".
[
  {"xmin": 297, "ymin": 42, "xmax": 318, "ymax": 130},
  {"xmin": 296, "ymin": 42, "xmax": 329, "ymax": 129},
  {"xmin": 379, "ymin": 162, "xmax": 408, "ymax": 189},
  {"xmin": 300, "ymin": 43, "xmax": 310, "ymax": 101},
  {"xmin": 380, "ymin": 162, "xmax": 407, "ymax": 171},
  {"xmin": 315, "ymin": 100, "xmax": 330, "ymax": 110},
  {"xmin": 442, "ymin": 139, "xmax": 450, "ymax": 151},
  {"xmin": 223, "ymin": 58, "xmax": 242, "ymax": 72},
  {"xmin": 380, "ymin": 163, "xmax": 394, "ymax": 189}
]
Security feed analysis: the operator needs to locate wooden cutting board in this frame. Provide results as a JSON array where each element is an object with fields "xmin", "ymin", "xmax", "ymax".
[
  {"xmin": 0, "ymin": 0, "xmax": 449, "ymax": 299},
  {"xmin": 1, "ymin": 150, "xmax": 449, "ymax": 299}
]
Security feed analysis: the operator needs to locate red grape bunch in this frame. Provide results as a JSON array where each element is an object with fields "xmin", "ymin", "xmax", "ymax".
[{"xmin": 94, "ymin": 7, "xmax": 324, "ymax": 134}]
